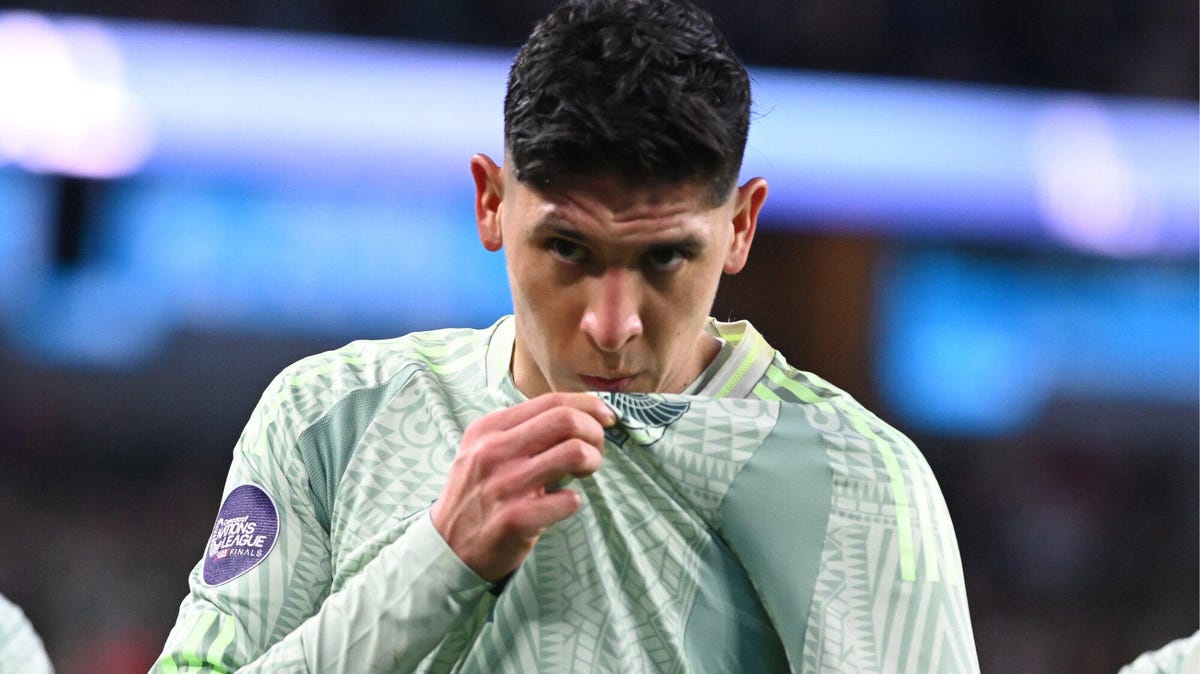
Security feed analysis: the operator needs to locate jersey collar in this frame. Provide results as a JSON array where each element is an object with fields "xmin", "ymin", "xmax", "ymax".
[{"xmin": 484, "ymin": 315, "xmax": 774, "ymax": 400}]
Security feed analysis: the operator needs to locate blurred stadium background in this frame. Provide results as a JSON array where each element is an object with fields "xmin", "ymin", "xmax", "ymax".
[{"xmin": 0, "ymin": 1, "xmax": 1196, "ymax": 672}]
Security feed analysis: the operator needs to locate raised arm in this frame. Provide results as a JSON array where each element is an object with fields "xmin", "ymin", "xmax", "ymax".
[{"xmin": 154, "ymin": 381, "xmax": 612, "ymax": 673}]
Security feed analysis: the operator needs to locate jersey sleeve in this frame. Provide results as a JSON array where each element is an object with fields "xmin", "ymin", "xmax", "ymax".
[
  {"xmin": 719, "ymin": 401, "xmax": 981, "ymax": 674},
  {"xmin": 152, "ymin": 368, "xmax": 493, "ymax": 673}
]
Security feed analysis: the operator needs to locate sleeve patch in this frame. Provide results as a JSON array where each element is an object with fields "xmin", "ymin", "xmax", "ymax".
[{"xmin": 202, "ymin": 483, "xmax": 279, "ymax": 586}]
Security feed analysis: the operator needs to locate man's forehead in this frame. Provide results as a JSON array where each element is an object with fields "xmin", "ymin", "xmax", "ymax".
[{"xmin": 514, "ymin": 171, "xmax": 722, "ymax": 221}]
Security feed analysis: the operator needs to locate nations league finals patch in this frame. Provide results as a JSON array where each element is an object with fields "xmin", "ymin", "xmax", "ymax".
[{"xmin": 202, "ymin": 483, "xmax": 279, "ymax": 586}]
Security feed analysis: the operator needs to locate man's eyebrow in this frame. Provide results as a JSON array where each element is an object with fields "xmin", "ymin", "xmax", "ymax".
[
  {"xmin": 651, "ymin": 235, "xmax": 704, "ymax": 252},
  {"xmin": 529, "ymin": 217, "xmax": 588, "ymax": 241},
  {"xmin": 529, "ymin": 217, "xmax": 705, "ymax": 250}
]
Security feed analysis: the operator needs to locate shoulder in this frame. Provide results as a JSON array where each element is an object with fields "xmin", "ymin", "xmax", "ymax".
[
  {"xmin": 237, "ymin": 322, "xmax": 500, "ymax": 458},
  {"xmin": 752, "ymin": 352, "xmax": 943, "ymax": 535},
  {"xmin": 1120, "ymin": 631, "xmax": 1200, "ymax": 674},
  {"xmin": 0, "ymin": 594, "xmax": 52, "ymax": 674},
  {"xmin": 269, "ymin": 324, "xmax": 496, "ymax": 416},
  {"xmin": 230, "ymin": 323, "xmax": 502, "ymax": 530},
  {"xmin": 721, "ymin": 325, "xmax": 929, "ymax": 482},
  {"xmin": 753, "ymin": 352, "xmax": 906, "ymax": 446}
]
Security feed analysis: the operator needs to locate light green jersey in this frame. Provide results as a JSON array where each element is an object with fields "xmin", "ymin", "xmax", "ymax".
[
  {"xmin": 0, "ymin": 592, "xmax": 54, "ymax": 674},
  {"xmin": 153, "ymin": 316, "xmax": 979, "ymax": 673}
]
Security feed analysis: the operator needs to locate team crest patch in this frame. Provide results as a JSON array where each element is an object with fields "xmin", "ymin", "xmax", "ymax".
[
  {"xmin": 202, "ymin": 484, "xmax": 279, "ymax": 586},
  {"xmin": 599, "ymin": 393, "xmax": 690, "ymax": 448}
]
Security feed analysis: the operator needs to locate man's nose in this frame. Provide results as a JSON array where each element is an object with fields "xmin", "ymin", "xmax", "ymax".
[{"xmin": 580, "ymin": 267, "xmax": 643, "ymax": 352}]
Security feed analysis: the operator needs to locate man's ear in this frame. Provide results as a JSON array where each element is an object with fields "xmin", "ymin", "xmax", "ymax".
[
  {"xmin": 724, "ymin": 177, "xmax": 768, "ymax": 274},
  {"xmin": 471, "ymin": 154, "xmax": 505, "ymax": 252}
]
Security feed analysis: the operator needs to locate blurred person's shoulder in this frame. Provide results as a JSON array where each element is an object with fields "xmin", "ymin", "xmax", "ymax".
[
  {"xmin": 1120, "ymin": 631, "xmax": 1200, "ymax": 674},
  {"xmin": 0, "ymin": 593, "xmax": 53, "ymax": 674}
]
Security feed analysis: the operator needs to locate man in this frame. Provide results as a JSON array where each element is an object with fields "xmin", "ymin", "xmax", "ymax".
[{"xmin": 154, "ymin": 1, "xmax": 979, "ymax": 671}]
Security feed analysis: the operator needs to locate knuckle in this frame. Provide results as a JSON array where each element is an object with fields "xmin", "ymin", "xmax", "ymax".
[
  {"xmin": 537, "ymin": 392, "xmax": 568, "ymax": 409},
  {"xmin": 472, "ymin": 434, "xmax": 509, "ymax": 467},
  {"xmin": 454, "ymin": 436, "xmax": 507, "ymax": 479},
  {"xmin": 480, "ymin": 478, "xmax": 508, "ymax": 504},
  {"xmin": 493, "ymin": 507, "xmax": 526, "ymax": 535},
  {"xmin": 548, "ymin": 406, "xmax": 577, "ymax": 430},
  {"xmin": 555, "ymin": 407, "xmax": 594, "ymax": 437},
  {"xmin": 545, "ymin": 391, "xmax": 592, "ymax": 412},
  {"xmin": 563, "ymin": 439, "xmax": 592, "ymax": 465},
  {"xmin": 553, "ymin": 490, "xmax": 582, "ymax": 517},
  {"xmin": 462, "ymin": 417, "xmax": 485, "ymax": 438},
  {"xmin": 545, "ymin": 391, "xmax": 576, "ymax": 407},
  {"xmin": 450, "ymin": 448, "xmax": 476, "ymax": 474},
  {"xmin": 461, "ymin": 414, "xmax": 495, "ymax": 442}
]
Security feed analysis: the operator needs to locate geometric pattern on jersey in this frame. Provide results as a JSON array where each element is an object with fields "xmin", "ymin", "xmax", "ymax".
[
  {"xmin": 152, "ymin": 316, "xmax": 980, "ymax": 674},
  {"xmin": 756, "ymin": 362, "xmax": 980, "ymax": 673},
  {"xmin": 449, "ymin": 395, "xmax": 778, "ymax": 673},
  {"xmin": 330, "ymin": 366, "xmax": 494, "ymax": 589}
]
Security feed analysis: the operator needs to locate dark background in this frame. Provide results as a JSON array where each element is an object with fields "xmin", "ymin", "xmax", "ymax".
[
  {"xmin": 16, "ymin": 0, "xmax": 1199, "ymax": 99},
  {"xmin": 0, "ymin": 1, "xmax": 1196, "ymax": 672}
]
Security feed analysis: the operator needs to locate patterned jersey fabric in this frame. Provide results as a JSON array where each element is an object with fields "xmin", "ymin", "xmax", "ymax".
[{"xmin": 154, "ymin": 316, "xmax": 979, "ymax": 673}]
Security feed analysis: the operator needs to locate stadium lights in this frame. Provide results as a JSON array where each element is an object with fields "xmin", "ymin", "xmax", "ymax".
[{"xmin": 0, "ymin": 11, "xmax": 1194, "ymax": 256}]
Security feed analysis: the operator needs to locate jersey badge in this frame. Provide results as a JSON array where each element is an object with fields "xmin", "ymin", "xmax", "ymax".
[
  {"xmin": 202, "ymin": 483, "xmax": 279, "ymax": 586},
  {"xmin": 599, "ymin": 393, "xmax": 691, "ymax": 448}
]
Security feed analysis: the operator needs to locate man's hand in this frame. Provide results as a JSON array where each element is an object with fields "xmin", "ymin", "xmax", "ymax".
[{"xmin": 430, "ymin": 392, "xmax": 615, "ymax": 582}]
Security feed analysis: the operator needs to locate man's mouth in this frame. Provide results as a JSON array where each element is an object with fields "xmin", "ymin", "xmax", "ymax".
[{"xmin": 579, "ymin": 375, "xmax": 635, "ymax": 392}]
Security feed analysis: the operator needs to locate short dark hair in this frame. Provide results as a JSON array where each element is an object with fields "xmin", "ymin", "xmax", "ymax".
[{"xmin": 504, "ymin": 0, "xmax": 751, "ymax": 205}]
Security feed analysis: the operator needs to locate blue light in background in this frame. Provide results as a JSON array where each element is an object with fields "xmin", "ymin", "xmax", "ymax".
[
  {"xmin": 8, "ymin": 267, "xmax": 172, "ymax": 368},
  {"xmin": 0, "ymin": 12, "xmax": 1196, "ymax": 425},
  {"xmin": 97, "ymin": 178, "xmax": 512, "ymax": 335},
  {"xmin": 746, "ymin": 71, "xmax": 1198, "ymax": 254},
  {"xmin": 876, "ymin": 250, "xmax": 1199, "ymax": 435},
  {"xmin": 0, "ymin": 172, "xmax": 513, "ymax": 367},
  {"xmin": 1, "ymin": 13, "xmax": 1186, "ymax": 254},
  {"xmin": 0, "ymin": 169, "xmax": 52, "ymax": 316},
  {"xmin": 104, "ymin": 18, "xmax": 507, "ymax": 191}
]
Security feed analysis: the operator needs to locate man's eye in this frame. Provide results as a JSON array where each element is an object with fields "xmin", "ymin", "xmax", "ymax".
[
  {"xmin": 548, "ymin": 238, "xmax": 586, "ymax": 262},
  {"xmin": 645, "ymin": 247, "xmax": 686, "ymax": 271}
]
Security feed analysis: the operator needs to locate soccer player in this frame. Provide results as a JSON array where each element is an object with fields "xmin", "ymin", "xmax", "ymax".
[
  {"xmin": 154, "ymin": 1, "xmax": 979, "ymax": 671},
  {"xmin": 0, "ymin": 592, "xmax": 54, "ymax": 674}
]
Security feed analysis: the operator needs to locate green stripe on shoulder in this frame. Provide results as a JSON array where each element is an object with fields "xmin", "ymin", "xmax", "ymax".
[{"xmin": 715, "ymin": 333, "xmax": 764, "ymax": 398}]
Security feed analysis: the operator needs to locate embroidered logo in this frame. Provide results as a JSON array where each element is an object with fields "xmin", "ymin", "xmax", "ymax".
[
  {"xmin": 202, "ymin": 483, "xmax": 279, "ymax": 586},
  {"xmin": 599, "ymin": 392, "xmax": 690, "ymax": 448}
]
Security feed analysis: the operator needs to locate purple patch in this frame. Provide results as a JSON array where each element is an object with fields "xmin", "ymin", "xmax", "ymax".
[{"xmin": 202, "ymin": 483, "xmax": 279, "ymax": 586}]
